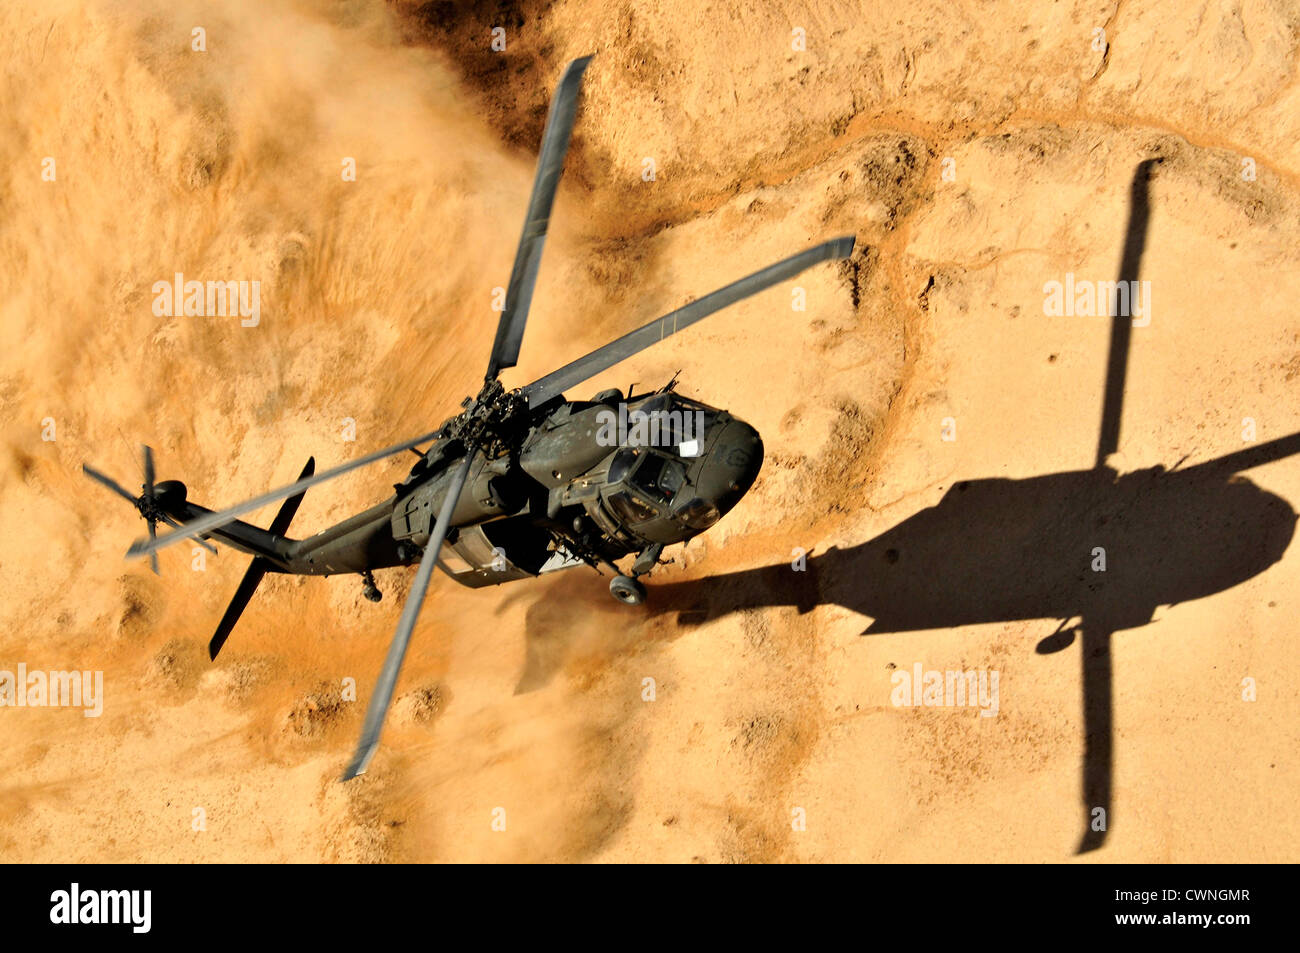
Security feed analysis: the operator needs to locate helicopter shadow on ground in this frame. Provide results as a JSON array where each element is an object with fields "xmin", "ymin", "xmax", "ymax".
[
  {"xmin": 509, "ymin": 454, "xmax": 1297, "ymax": 850},
  {"xmin": 514, "ymin": 158, "xmax": 1300, "ymax": 854},
  {"xmin": 646, "ymin": 459, "xmax": 1297, "ymax": 643},
  {"xmin": 650, "ymin": 438, "xmax": 1297, "ymax": 846}
]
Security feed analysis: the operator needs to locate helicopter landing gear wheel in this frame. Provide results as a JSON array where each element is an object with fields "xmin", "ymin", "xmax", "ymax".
[
  {"xmin": 609, "ymin": 574, "xmax": 646, "ymax": 605},
  {"xmin": 361, "ymin": 570, "xmax": 383, "ymax": 603}
]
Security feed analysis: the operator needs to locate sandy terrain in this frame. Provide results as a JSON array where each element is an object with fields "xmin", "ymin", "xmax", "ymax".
[{"xmin": 2, "ymin": 0, "xmax": 1298, "ymax": 862}]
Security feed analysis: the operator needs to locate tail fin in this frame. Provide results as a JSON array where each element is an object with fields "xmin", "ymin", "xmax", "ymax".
[{"xmin": 209, "ymin": 458, "xmax": 314, "ymax": 660}]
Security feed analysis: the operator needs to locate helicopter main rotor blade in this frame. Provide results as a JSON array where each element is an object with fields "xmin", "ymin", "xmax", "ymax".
[
  {"xmin": 126, "ymin": 429, "xmax": 440, "ymax": 561},
  {"xmin": 342, "ymin": 451, "xmax": 476, "ymax": 781},
  {"xmin": 485, "ymin": 55, "xmax": 593, "ymax": 381},
  {"xmin": 521, "ymin": 236, "xmax": 856, "ymax": 408},
  {"xmin": 82, "ymin": 464, "xmax": 139, "ymax": 505}
]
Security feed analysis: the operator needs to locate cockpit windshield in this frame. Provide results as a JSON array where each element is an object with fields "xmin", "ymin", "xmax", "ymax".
[
  {"xmin": 629, "ymin": 452, "xmax": 685, "ymax": 503},
  {"xmin": 607, "ymin": 491, "xmax": 657, "ymax": 524}
]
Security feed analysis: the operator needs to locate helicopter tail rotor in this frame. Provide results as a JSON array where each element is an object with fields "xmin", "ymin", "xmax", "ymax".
[{"xmin": 82, "ymin": 445, "xmax": 216, "ymax": 574}]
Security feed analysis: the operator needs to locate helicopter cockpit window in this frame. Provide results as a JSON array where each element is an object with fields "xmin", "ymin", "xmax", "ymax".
[
  {"xmin": 675, "ymin": 497, "xmax": 720, "ymax": 530},
  {"xmin": 667, "ymin": 396, "xmax": 718, "ymax": 434},
  {"xmin": 637, "ymin": 394, "xmax": 671, "ymax": 416},
  {"xmin": 658, "ymin": 458, "xmax": 685, "ymax": 497},
  {"xmin": 607, "ymin": 447, "xmax": 641, "ymax": 485},
  {"xmin": 607, "ymin": 491, "xmax": 657, "ymax": 524},
  {"xmin": 630, "ymin": 452, "xmax": 685, "ymax": 503}
]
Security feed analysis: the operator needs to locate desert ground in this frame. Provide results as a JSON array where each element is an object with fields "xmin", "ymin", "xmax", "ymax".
[{"xmin": 2, "ymin": 0, "xmax": 1298, "ymax": 862}]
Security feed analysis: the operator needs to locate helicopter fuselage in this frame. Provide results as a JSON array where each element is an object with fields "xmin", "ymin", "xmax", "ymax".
[{"xmin": 152, "ymin": 387, "xmax": 763, "ymax": 587}]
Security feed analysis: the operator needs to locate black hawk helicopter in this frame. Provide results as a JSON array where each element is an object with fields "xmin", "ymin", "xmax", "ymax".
[{"xmin": 83, "ymin": 55, "xmax": 854, "ymax": 779}]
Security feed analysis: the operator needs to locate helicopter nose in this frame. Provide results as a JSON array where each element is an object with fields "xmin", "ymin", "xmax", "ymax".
[{"xmin": 702, "ymin": 419, "xmax": 764, "ymax": 512}]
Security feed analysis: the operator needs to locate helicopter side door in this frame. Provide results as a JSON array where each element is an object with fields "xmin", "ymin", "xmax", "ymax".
[{"xmin": 436, "ymin": 515, "xmax": 584, "ymax": 588}]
